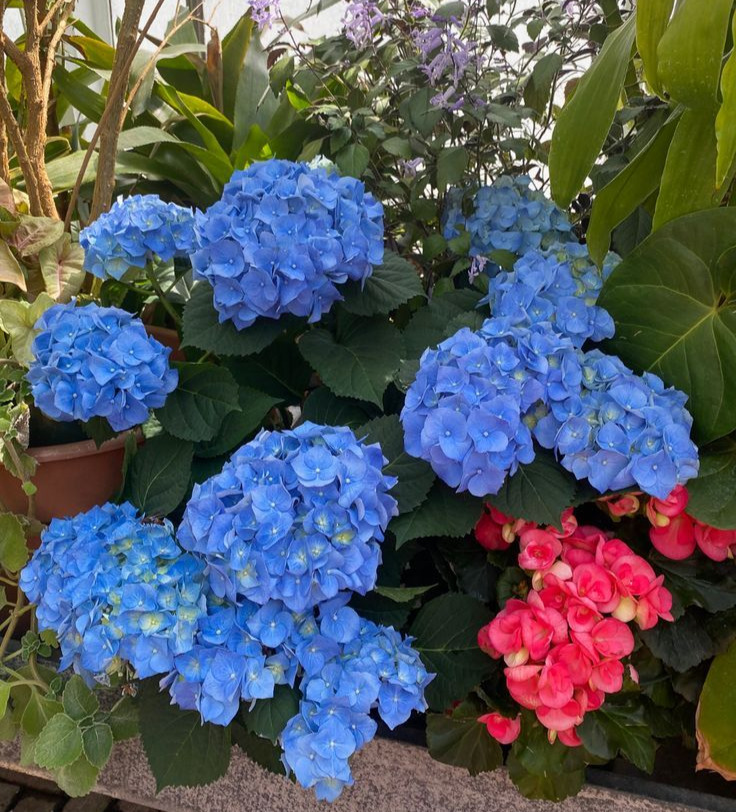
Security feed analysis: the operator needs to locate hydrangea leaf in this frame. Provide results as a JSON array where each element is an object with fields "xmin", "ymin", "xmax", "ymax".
[
  {"xmin": 242, "ymin": 684, "xmax": 299, "ymax": 744},
  {"xmin": 373, "ymin": 584, "xmax": 435, "ymax": 603},
  {"xmin": 125, "ymin": 432, "xmax": 194, "ymax": 517},
  {"xmin": 488, "ymin": 452, "xmax": 577, "ymax": 529},
  {"xmin": 427, "ymin": 703, "xmax": 502, "ymax": 776},
  {"xmin": 138, "ymin": 679, "xmax": 231, "ymax": 791},
  {"xmin": 410, "ymin": 594, "xmax": 494, "ymax": 711},
  {"xmin": 0, "ymin": 513, "xmax": 29, "ymax": 573},
  {"xmin": 182, "ymin": 284, "xmax": 292, "ymax": 357},
  {"xmin": 107, "ymin": 697, "xmax": 138, "ymax": 742},
  {"xmin": 507, "ymin": 716, "xmax": 587, "ymax": 801},
  {"xmin": 55, "ymin": 755, "xmax": 99, "ymax": 798},
  {"xmin": 549, "ymin": 15, "xmax": 636, "ymax": 208},
  {"xmin": 357, "ymin": 415, "xmax": 435, "ymax": 514},
  {"xmin": 33, "ymin": 713, "xmax": 83, "ymax": 770},
  {"xmin": 686, "ymin": 437, "xmax": 736, "ymax": 529},
  {"xmin": 298, "ymin": 313, "xmax": 404, "ymax": 407},
  {"xmin": 81, "ymin": 722, "xmax": 113, "ymax": 770},
  {"xmin": 348, "ymin": 593, "xmax": 411, "ymax": 629},
  {"xmin": 598, "ymin": 207, "xmax": 736, "ymax": 444},
  {"xmin": 62, "ymin": 676, "xmax": 99, "ymax": 722},
  {"xmin": 156, "ymin": 362, "xmax": 240, "ymax": 442},
  {"xmin": 195, "ymin": 385, "xmax": 281, "ymax": 458},
  {"xmin": 232, "ymin": 725, "xmax": 285, "ymax": 775},
  {"xmin": 301, "ymin": 387, "xmax": 377, "ymax": 429},
  {"xmin": 402, "ymin": 289, "xmax": 484, "ymax": 359},
  {"xmin": 340, "ymin": 251, "xmax": 425, "ymax": 316},
  {"xmin": 578, "ymin": 702, "xmax": 657, "ymax": 773},
  {"xmin": 390, "ymin": 481, "xmax": 482, "ymax": 548},
  {"xmin": 696, "ymin": 639, "xmax": 736, "ymax": 780}
]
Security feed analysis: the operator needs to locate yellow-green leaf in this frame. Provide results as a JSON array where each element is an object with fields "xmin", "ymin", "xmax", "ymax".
[
  {"xmin": 549, "ymin": 15, "xmax": 637, "ymax": 208},
  {"xmin": 587, "ymin": 114, "xmax": 679, "ymax": 264},
  {"xmin": 0, "ymin": 292, "xmax": 54, "ymax": 366},
  {"xmin": 697, "ymin": 639, "xmax": 736, "ymax": 779},
  {"xmin": 653, "ymin": 107, "xmax": 721, "ymax": 230},
  {"xmin": 0, "ymin": 513, "xmax": 29, "ymax": 572},
  {"xmin": 636, "ymin": 0, "xmax": 675, "ymax": 96},
  {"xmin": 0, "ymin": 241, "xmax": 25, "ymax": 292},
  {"xmin": 657, "ymin": 0, "xmax": 732, "ymax": 110},
  {"xmin": 715, "ymin": 14, "xmax": 736, "ymax": 188}
]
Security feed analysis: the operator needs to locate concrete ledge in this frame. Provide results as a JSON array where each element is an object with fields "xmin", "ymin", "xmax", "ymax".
[{"xmin": 0, "ymin": 736, "xmax": 706, "ymax": 812}]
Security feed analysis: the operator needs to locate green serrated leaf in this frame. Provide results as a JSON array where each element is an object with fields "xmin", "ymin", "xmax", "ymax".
[
  {"xmin": 232, "ymin": 724, "xmax": 285, "ymax": 774},
  {"xmin": 348, "ymin": 592, "xmax": 411, "ymax": 628},
  {"xmin": 62, "ymin": 676, "xmax": 98, "ymax": 722},
  {"xmin": 427, "ymin": 705, "xmax": 502, "ymax": 776},
  {"xmin": 33, "ymin": 713, "xmax": 83, "ymax": 769},
  {"xmin": 156, "ymin": 363, "xmax": 239, "ymax": 442},
  {"xmin": 640, "ymin": 612, "xmax": 716, "ymax": 672},
  {"xmin": 138, "ymin": 680, "xmax": 231, "ymax": 791},
  {"xmin": 357, "ymin": 414, "xmax": 435, "ymax": 514},
  {"xmin": 410, "ymin": 593, "xmax": 494, "ymax": 711},
  {"xmin": 243, "ymin": 685, "xmax": 299, "ymax": 744},
  {"xmin": 340, "ymin": 251, "xmax": 425, "ymax": 317},
  {"xmin": 82, "ymin": 722, "xmax": 113, "ymax": 769},
  {"xmin": 19, "ymin": 692, "xmax": 62, "ymax": 737},
  {"xmin": 298, "ymin": 312, "xmax": 404, "ymax": 407},
  {"xmin": 182, "ymin": 284, "xmax": 293, "ymax": 357},
  {"xmin": 374, "ymin": 584, "xmax": 435, "ymax": 602},
  {"xmin": 489, "ymin": 452, "xmax": 577, "ymax": 528},
  {"xmin": 598, "ymin": 208, "xmax": 736, "ymax": 444},
  {"xmin": 0, "ymin": 513, "xmax": 29, "ymax": 572},
  {"xmin": 55, "ymin": 754, "xmax": 99, "ymax": 797},
  {"xmin": 578, "ymin": 702, "xmax": 656, "ymax": 773},
  {"xmin": 390, "ymin": 481, "xmax": 482, "ymax": 548},
  {"xmin": 403, "ymin": 289, "xmax": 483, "ymax": 359},
  {"xmin": 301, "ymin": 387, "xmax": 376, "ymax": 429},
  {"xmin": 125, "ymin": 432, "xmax": 194, "ymax": 517}
]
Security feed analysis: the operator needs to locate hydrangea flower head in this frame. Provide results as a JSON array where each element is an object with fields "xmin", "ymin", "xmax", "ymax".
[
  {"xmin": 80, "ymin": 195, "xmax": 196, "ymax": 280},
  {"xmin": 486, "ymin": 243, "xmax": 618, "ymax": 346},
  {"xmin": 27, "ymin": 302, "xmax": 178, "ymax": 432},
  {"xmin": 177, "ymin": 422, "xmax": 398, "ymax": 612},
  {"xmin": 533, "ymin": 349, "xmax": 699, "ymax": 499},
  {"xmin": 443, "ymin": 176, "xmax": 575, "ymax": 260},
  {"xmin": 20, "ymin": 502, "xmax": 207, "ymax": 681},
  {"xmin": 401, "ymin": 319, "xmax": 581, "ymax": 496},
  {"xmin": 192, "ymin": 160, "xmax": 384, "ymax": 329}
]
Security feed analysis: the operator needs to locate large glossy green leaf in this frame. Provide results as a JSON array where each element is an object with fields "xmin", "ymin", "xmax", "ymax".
[
  {"xmin": 125, "ymin": 433, "xmax": 194, "ymax": 517},
  {"xmin": 222, "ymin": 14, "xmax": 255, "ymax": 120},
  {"xmin": 587, "ymin": 115, "xmax": 678, "ymax": 265},
  {"xmin": 636, "ymin": 0, "xmax": 675, "ymax": 95},
  {"xmin": 409, "ymin": 594, "xmax": 494, "ymax": 711},
  {"xmin": 598, "ymin": 208, "xmax": 736, "ymax": 444},
  {"xmin": 578, "ymin": 702, "xmax": 656, "ymax": 773},
  {"xmin": 356, "ymin": 415, "xmax": 435, "ymax": 514},
  {"xmin": 657, "ymin": 0, "xmax": 732, "ymax": 109},
  {"xmin": 233, "ymin": 30, "xmax": 278, "ymax": 151},
  {"xmin": 653, "ymin": 107, "xmax": 720, "ymax": 229},
  {"xmin": 298, "ymin": 312, "xmax": 404, "ymax": 407},
  {"xmin": 696, "ymin": 639, "xmax": 736, "ymax": 780},
  {"xmin": 716, "ymin": 14, "xmax": 736, "ymax": 188},
  {"xmin": 243, "ymin": 685, "xmax": 299, "ymax": 744},
  {"xmin": 687, "ymin": 437, "xmax": 736, "ymax": 529},
  {"xmin": 390, "ymin": 481, "xmax": 481, "ymax": 548},
  {"xmin": 138, "ymin": 680, "xmax": 231, "ymax": 791},
  {"xmin": 427, "ymin": 703, "xmax": 502, "ymax": 776},
  {"xmin": 549, "ymin": 15, "xmax": 636, "ymax": 208},
  {"xmin": 156, "ymin": 363, "xmax": 239, "ymax": 442},
  {"xmin": 300, "ymin": 388, "xmax": 375, "ymax": 428}
]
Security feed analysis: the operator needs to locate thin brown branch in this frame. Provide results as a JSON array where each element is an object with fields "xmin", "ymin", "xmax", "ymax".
[
  {"xmin": 40, "ymin": 0, "xmax": 70, "ymax": 31},
  {"xmin": 0, "ymin": 32, "xmax": 31, "ymax": 75},
  {"xmin": 0, "ymin": 84, "xmax": 42, "ymax": 211},
  {"xmin": 41, "ymin": 1, "xmax": 74, "ymax": 103}
]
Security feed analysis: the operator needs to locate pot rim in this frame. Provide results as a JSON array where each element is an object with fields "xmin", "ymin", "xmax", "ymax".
[{"xmin": 27, "ymin": 429, "xmax": 141, "ymax": 463}]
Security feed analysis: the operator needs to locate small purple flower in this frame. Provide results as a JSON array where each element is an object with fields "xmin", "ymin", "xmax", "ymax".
[{"xmin": 342, "ymin": 0, "xmax": 384, "ymax": 48}]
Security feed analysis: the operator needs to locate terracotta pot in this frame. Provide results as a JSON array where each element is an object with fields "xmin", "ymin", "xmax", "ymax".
[
  {"xmin": 145, "ymin": 324, "xmax": 186, "ymax": 362},
  {"xmin": 0, "ymin": 432, "xmax": 139, "ymax": 527}
]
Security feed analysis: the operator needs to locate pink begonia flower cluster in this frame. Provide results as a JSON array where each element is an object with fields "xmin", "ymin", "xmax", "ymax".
[
  {"xmin": 475, "ymin": 507, "xmax": 673, "ymax": 747},
  {"xmin": 646, "ymin": 485, "xmax": 736, "ymax": 562}
]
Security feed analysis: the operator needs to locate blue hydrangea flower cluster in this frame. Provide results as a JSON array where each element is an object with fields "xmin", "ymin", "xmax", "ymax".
[
  {"xmin": 486, "ymin": 244, "xmax": 618, "ymax": 347},
  {"xmin": 177, "ymin": 422, "xmax": 398, "ymax": 612},
  {"xmin": 191, "ymin": 160, "xmax": 384, "ymax": 329},
  {"xmin": 20, "ymin": 502, "xmax": 207, "ymax": 681},
  {"xmin": 282, "ymin": 611, "xmax": 432, "ymax": 801},
  {"xmin": 80, "ymin": 195, "xmax": 197, "ymax": 280},
  {"xmin": 27, "ymin": 302, "xmax": 178, "ymax": 432},
  {"xmin": 533, "ymin": 349, "xmax": 699, "ymax": 499},
  {"xmin": 443, "ymin": 176, "xmax": 574, "ymax": 259},
  {"xmin": 400, "ymin": 320, "xmax": 580, "ymax": 496}
]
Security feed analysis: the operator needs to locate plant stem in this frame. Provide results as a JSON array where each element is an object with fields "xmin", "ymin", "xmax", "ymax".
[{"xmin": 146, "ymin": 266, "xmax": 182, "ymax": 327}]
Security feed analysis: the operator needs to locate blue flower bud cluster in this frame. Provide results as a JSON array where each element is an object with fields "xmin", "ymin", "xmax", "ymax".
[
  {"xmin": 177, "ymin": 422, "xmax": 398, "ymax": 613},
  {"xmin": 443, "ymin": 175, "xmax": 574, "ymax": 259},
  {"xmin": 192, "ymin": 160, "xmax": 385, "ymax": 329},
  {"xmin": 20, "ymin": 502, "xmax": 207, "ymax": 681},
  {"xmin": 80, "ymin": 194, "xmax": 197, "ymax": 280},
  {"xmin": 401, "ymin": 320, "xmax": 582, "ymax": 496},
  {"xmin": 532, "ymin": 349, "xmax": 699, "ymax": 500},
  {"xmin": 282, "ymin": 607, "xmax": 432, "ymax": 801},
  {"xmin": 486, "ymin": 243, "xmax": 618, "ymax": 347},
  {"xmin": 27, "ymin": 302, "xmax": 178, "ymax": 432}
]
